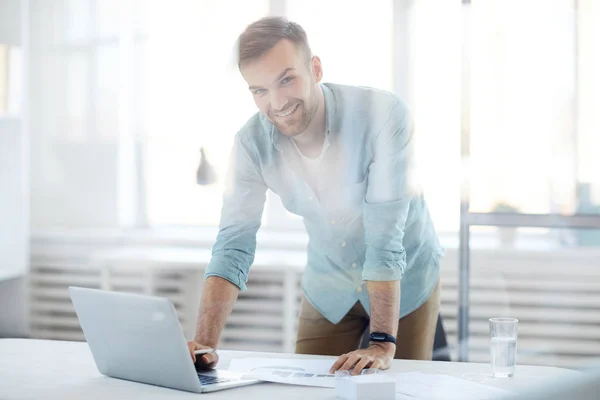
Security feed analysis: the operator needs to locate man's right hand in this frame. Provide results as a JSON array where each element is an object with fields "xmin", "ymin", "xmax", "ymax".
[{"xmin": 187, "ymin": 341, "xmax": 219, "ymax": 370}]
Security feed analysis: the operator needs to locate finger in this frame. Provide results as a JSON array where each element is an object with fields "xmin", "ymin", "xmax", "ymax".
[
  {"xmin": 340, "ymin": 353, "xmax": 361, "ymax": 372},
  {"xmin": 201, "ymin": 352, "xmax": 217, "ymax": 365},
  {"xmin": 198, "ymin": 352, "xmax": 219, "ymax": 369},
  {"xmin": 380, "ymin": 357, "xmax": 392, "ymax": 370},
  {"xmin": 330, "ymin": 354, "xmax": 350, "ymax": 373},
  {"xmin": 370, "ymin": 359, "xmax": 382, "ymax": 370},
  {"xmin": 352, "ymin": 356, "xmax": 373, "ymax": 375},
  {"xmin": 187, "ymin": 342, "xmax": 196, "ymax": 362},
  {"xmin": 372, "ymin": 358, "xmax": 391, "ymax": 370}
]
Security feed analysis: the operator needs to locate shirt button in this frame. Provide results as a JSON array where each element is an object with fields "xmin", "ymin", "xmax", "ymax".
[
  {"xmin": 356, "ymin": 286, "xmax": 363, "ymax": 293},
  {"xmin": 340, "ymin": 241, "xmax": 347, "ymax": 247},
  {"xmin": 351, "ymin": 262, "xmax": 357, "ymax": 268},
  {"xmin": 330, "ymin": 219, "xmax": 336, "ymax": 225}
]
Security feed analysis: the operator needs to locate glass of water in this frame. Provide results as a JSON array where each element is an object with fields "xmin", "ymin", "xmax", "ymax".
[{"xmin": 489, "ymin": 317, "xmax": 518, "ymax": 378}]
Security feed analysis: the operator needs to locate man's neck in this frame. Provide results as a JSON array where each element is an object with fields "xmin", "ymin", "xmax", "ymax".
[{"xmin": 292, "ymin": 86, "xmax": 326, "ymax": 159}]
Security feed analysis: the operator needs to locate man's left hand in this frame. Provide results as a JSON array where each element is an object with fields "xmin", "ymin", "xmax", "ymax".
[{"xmin": 329, "ymin": 342, "xmax": 396, "ymax": 375}]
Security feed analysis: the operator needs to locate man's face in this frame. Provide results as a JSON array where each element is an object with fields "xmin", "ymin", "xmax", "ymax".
[{"xmin": 240, "ymin": 39, "xmax": 322, "ymax": 137}]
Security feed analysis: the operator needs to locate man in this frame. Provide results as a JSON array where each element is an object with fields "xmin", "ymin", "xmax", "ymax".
[{"xmin": 188, "ymin": 16, "xmax": 444, "ymax": 375}]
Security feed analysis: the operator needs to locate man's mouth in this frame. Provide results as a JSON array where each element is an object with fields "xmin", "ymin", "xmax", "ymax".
[{"xmin": 275, "ymin": 103, "xmax": 300, "ymax": 118}]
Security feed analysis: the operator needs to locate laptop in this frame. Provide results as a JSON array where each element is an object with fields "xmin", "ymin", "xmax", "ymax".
[{"xmin": 68, "ymin": 286, "xmax": 260, "ymax": 393}]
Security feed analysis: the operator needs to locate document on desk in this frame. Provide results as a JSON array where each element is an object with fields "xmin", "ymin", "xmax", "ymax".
[
  {"xmin": 229, "ymin": 358, "xmax": 513, "ymax": 398},
  {"xmin": 394, "ymin": 372, "xmax": 512, "ymax": 400},
  {"xmin": 228, "ymin": 358, "xmax": 337, "ymax": 387}
]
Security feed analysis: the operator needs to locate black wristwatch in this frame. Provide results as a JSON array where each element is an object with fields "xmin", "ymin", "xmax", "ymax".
[{"xmin": 369, "ymin": 332, "xmax": 397, "ymax": 345}]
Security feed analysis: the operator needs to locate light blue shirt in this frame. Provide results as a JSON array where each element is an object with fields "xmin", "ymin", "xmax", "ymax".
[{"xmin": 206, "ymin": 83, "xmax": 444, "ymax": 324}]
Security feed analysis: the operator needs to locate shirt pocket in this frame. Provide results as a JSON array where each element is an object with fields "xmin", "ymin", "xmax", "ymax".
[
  {"xmin": 344, "ymin": 176, "xmax": 368, "ymax": 211},
  {"xmin": 263, "ymin": 166, "xmax": 306, "ymax": 216}
]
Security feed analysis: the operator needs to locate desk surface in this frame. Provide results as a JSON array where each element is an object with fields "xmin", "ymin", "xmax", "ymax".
[{"xmin": 0, "ymin": 339, "xmax": 579, "ymax": 400}]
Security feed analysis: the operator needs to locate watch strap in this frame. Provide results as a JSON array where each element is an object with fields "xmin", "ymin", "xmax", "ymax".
[{"xmin": 369, "ymin": 331, "xmax": 397, "ymax": 344}]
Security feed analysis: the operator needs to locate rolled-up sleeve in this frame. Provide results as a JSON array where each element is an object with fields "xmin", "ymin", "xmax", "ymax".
[
  {"xmin": 204, "ymin": 133, "xmax": 267, "ymax": 291},
  {"xmin": 362, "ymin": 100, "xmax": 417, "ymax": 282}
]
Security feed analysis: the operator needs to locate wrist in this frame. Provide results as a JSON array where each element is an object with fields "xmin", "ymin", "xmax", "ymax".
[
  {"xmin": 369, "ymin": 331, "xmax": 397, "ymax": 344},
  {"xmin": 194, "ymin": 336, "xmax": 217, "ymax": 348},
  {"xmin": 369, "ymin": 341, "xmax": 396, "ymax": 355}
]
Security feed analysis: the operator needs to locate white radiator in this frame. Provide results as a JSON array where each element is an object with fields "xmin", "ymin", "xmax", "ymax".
[
  {"xmin": 29, "ymin": 246, "xmax": 303, "ymax": 353},
  {"xmin": 29, "ymin": 263, "xmax": 201, "ymax": 341},
  {"xmin": 440, "ymin": 248, "xmax": 600, "ymax": 368}
]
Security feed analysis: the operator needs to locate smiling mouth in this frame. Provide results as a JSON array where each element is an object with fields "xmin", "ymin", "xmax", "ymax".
[{"xmin": 275, "ymin": 103, "xmax": 299, "ymax": 118}]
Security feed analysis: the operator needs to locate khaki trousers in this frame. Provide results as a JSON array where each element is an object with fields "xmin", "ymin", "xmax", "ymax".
[{"xmin": 295, "ymin": 281, "xmax": 441, "ymax": 360}]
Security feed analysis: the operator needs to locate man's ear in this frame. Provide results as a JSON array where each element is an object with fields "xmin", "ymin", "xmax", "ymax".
[{"xmin": 311, "ymin": 55, "xmax": 323, "ymax": 83}]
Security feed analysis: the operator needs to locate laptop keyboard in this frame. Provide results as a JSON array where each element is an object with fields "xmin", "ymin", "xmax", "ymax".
[{"xmin": 198, "ymin": 374, "xmax": 236, "ymax": 386}]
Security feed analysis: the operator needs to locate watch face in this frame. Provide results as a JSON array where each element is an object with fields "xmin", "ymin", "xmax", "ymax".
[{"xmin": 372, "ymin": 334, "xmax": 385, "ymax": 340}]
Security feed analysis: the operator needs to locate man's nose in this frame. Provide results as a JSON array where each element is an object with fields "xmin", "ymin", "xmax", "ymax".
[{"xmin": 270, "ymin": 90, "xmax": 288, "ymax": 112}]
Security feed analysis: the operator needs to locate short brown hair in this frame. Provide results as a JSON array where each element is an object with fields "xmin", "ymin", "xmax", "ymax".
[{"xmin": 237, "ymin": 16, "xmax": 312, "ymax": 67}]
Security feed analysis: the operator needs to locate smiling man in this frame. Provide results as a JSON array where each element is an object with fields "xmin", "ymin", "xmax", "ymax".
[{"xmin": 187, "ymin": 16, "xmax": 444, "ymax": 375}]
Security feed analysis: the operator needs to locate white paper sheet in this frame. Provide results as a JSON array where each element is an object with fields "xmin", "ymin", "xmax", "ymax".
[
  {"xmin": 228, "ymin": 358, "xmax": 512, "ymax": 399},
  {"xmin": 228, "ymin": 358, "xmax": 337, "ymax": 387},
  {"xmin": 394, "ymin": 372, "xmax": 512, "ymax": 400}
]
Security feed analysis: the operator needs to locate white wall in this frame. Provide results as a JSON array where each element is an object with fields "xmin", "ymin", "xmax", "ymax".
[
  {"xmin": 0, "ymin": 0, "xmax": 29, "ymax": 337},
  {"xmin": 0, "ymin": 0, "xmax": 21, "ymax": 46}
]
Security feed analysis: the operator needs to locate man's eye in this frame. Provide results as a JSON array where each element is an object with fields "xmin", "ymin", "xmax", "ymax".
[
  {"xmin": 281, "ymin": 76, "xmax": 294, "ymax": 85},
  {"xmin": 253, "ymin": 89, "xmax": 266, "ymax": 96}
]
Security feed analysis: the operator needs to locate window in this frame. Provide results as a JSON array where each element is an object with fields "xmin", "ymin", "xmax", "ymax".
[
  {"xmin": 468, "ymin": 0, "xmax": 582, "ymax": 215},
  {"xmin": 144, "ymin": 0, "xmax": 269, "ymax": 226},
  {"xmin": 0, "ymin": 44, "xmax": 23, "ymax": 115},
  {"xmin": 411, "ymin": 1, "xmax": 462, "ymax": 232},
  {"xmin": 287, "ymin": 0, "xmax": 393, "ymax": 91},
  {"xmin": 29, "ymin": 0, "xmax": 144, "ymax": 228},
  {"xmin": 29, "ymin": 1, "xmax": 600, "ymax": 233}
]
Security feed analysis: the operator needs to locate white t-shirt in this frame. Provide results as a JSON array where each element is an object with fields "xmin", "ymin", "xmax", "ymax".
[{"xmin": 291, "ymin": 139, "xmax": 324, "ymax": 197}]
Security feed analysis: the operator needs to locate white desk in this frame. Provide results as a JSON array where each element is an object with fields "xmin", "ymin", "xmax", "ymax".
[{"xmin": 0, "ymin": 339, "xmax": 579, "ymax": 399}]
